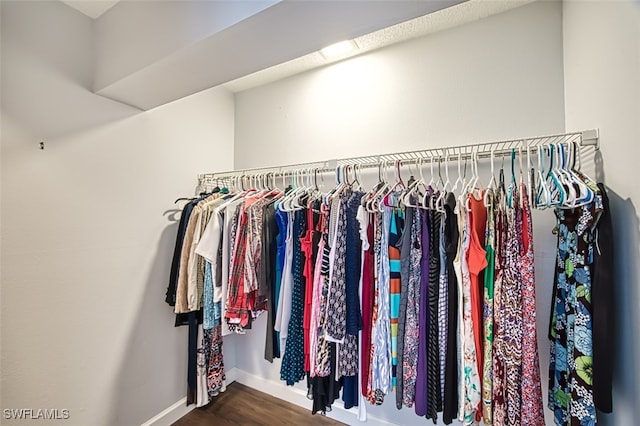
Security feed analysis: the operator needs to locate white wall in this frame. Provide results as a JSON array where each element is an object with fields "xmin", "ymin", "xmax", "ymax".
[
  {"xmin": 234, "ymin": 1, "xmax": 565, "ymax": 170},
  {"xmin": 233, "ymin": 2, "xmax": 564, "ymax": 425},
  {"xmin": 0, "ymin": 2, "xmax": 235, "ymax": 425},
  {"xmin": 1, "ymin": 1, "xmax": 137, "ymax": 140},
  {"xmin": 563, "ymin": 1, "xmax": 640, "ymax": 424},
  {"xmin": 93, "ymin": 0, "xmax": 279, "ymax": 92}
]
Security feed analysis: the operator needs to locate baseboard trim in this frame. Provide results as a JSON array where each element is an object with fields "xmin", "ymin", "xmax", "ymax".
[
  {"xmin": 139, "ymin": 397, "xmax": 193, "ymax": 426},
  {"xmin": 232, "ymin": 369, "xmax": 397, "ymax": 426},
  {"xmin": 140, "ymin": 368, "xmax": 239, "ymax": 426},
  {"xmin": 142, "ymin": 367, "xmax": 397, "ymax": 425}
]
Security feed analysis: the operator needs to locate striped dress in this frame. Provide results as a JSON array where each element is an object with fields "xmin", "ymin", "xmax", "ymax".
[{"xmin": 388, "ymin": 208, "xmax": 404, "ymax": 391}]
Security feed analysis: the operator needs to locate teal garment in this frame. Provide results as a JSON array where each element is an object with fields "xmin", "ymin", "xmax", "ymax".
[
  {"xmin": 203, "ymin": 261, "xmax": 215, "ymax": 329},
  {"xmin": 281, "ymin": 209, "xmax": 307, "ymax": 385}
]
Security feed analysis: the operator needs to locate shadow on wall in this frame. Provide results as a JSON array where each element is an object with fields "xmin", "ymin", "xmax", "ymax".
[
  {"xmin": 597, "ymin": 186, "xmax": 640, "ymax": 425},
  {"xmin": 593, "ymin": 151, "xmax": 640, "ymax": 424},
  {"xmin": 106, "ymin": 221, "xmax": 189, "ymax": 426}
]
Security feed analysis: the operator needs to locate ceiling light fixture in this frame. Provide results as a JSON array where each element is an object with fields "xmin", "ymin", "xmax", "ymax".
[{"xmin": 320, "ymin": 40, "xmax": 358, "ymax": 60}]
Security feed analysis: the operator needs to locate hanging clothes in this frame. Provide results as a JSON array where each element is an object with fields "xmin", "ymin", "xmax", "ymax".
[
  {"xmin": 592, "ymin": 183, "xmax": 613, "ymax": 414},
  {"xmin": 281, "ymin": 208, "xmax": 307, "ymax": 386},
  {"xmin": 169, "ymin": 140, "xmax": 608, "ymax": 420},
  {"xmin": 443, "ymin": 192, "xmax": 460, "ymax": 424},
  {"xmin": 426, "ymin": 205, "xmax": 442, "ymax": 422},
  {"xmin": 519, "ymin": 185, "xmax": 544, "ymax": 426},
  {"xmin": 388, "ymin": 207, "xmax": 405, "ymax": 392},
  {"xmin": 482, "ymin": 190, "xmax": 496, "ymax": 425},
  {"xmin": 342, "ymin": 191, "xmax": 364, "ymax": 410},
  {"xmin": 358, "ymin": 207, "xmax": 375, "ymax": 400},
  {"xmin": 461, "ymin": 200, "xmax": 481, "ymax": 426},
  {"xmin": 492, "ymin": 185, "xmax": 508, "ymax": 426},
  {"xmin": 263, "ymin": 200, "xmax": 280, "ymax": 362},
  {"xmin": 402, "ymin": 206, "xmax": 422, "ymax": 408},
  {"xmin": 548, "ymin": 191, "xmax": 603, "ymax": 426},
  {"xmin": 371, "ymin": 207, "xmax": 392, "ymax": 403},
  {"xmin": 414, "ymin": 208, "xmax": 430, "ymax": 417}
]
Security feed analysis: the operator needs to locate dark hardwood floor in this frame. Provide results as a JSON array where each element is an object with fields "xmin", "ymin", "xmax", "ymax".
[{"xmin": 172, "ymin": 382, "xmax": 346, "ymax": 426}]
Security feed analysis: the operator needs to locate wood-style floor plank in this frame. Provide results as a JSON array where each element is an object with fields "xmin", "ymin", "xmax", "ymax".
[{"xmin": 172, "ymin": 382, "xmax": 346, "ymax": 426}]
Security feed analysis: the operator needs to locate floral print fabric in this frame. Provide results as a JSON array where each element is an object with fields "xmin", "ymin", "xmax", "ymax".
[{"xmin": 549, "ymin": 195, "xmax": 601, "ymax": 426}]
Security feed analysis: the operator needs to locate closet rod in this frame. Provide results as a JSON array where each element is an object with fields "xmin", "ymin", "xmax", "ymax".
[{"xmin": 198, "ymin": 129, "xmax": 599, "ymax": 185}]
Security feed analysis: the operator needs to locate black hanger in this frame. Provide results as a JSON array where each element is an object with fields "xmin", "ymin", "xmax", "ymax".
[{"xmin": 174, "ymin": 197, "xmax": 195, "ymax": 204}]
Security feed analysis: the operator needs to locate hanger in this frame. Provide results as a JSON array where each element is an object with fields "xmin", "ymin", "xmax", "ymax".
[
  {"xmin": 534, "ymin": 146, "xmax": 549, "ymax": 209},
  {"xmin": 518, "ymin": 143, "xmax": 525, "ymax": 208},
  {"xmin": 454, "ymin": 148, "xmax": 469, "ymax": 213},
  {"xmin": 463, "ymin": 147, "xmax": 481, "ymax": 211},
  {"xmin": 383, "ymin": 160, "xmax": 405, "ymax": 207},
  {"xmin": 278, "ymin": 171, "xmax": 298, "ymax": 212},
  {"xmin": 545, "ymin": 143, "xmax": 567, "ymax": 207},
  {"xmin": 429, "ymin": 153, "xmax": 445, "ymax": 211},
  {"xmin": 325, "ymin": 164, "xmax": 350, "ymax": 207},
  {"xmin": 526, "ymin": 142, "xmax": 534, "ymax": 205},
  {"xmin": 506, "ymin": 149, "xmax": 517, "ymax": 208},
  {"xmin": 562, "ymin": 141, "xmax": 594, "ymax": 208},
  {"xmin": 403, "ymin": 158, "xmax": 429, "ymax": 208},
  {"xmin": 423, "ymin": 153, "xmax": 438, "ymax": 211},
  {"xmin": 363, "ymin": 160, "xmax": 385, "ymax": 212},
  {"xmin": 368, "ymin": 161, "xmax": 392, "ymax": 212},
  {"xmin": 434, "ymin": 150, "xmax": 450, "ymax": 212},
  {"xmin": 556, "ymin": 143, "xmax": 579, "ymax": 207},
  {"xmin": 468, "ymin": 148, "xmax": 480, "ymax": 194},
  {"xmin": 483, "ymin": 147, "xmax": 497, "ymax": 207},
  {"xmin": 451, "ymin": 150, "xmax": 463, "ymax": 196},
  {"xmin": 497, "ymin": 151, "xmax": 507, "ymax": 206}
]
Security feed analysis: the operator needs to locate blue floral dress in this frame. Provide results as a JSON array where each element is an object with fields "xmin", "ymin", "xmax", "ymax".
[{"xmin": 548, "ymin": 195, "xmax": 602, "ymax": 426}]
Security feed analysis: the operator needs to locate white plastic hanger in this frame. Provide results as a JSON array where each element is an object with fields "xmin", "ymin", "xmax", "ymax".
[
  {"xmin": 434, "ymin": 150, "xmax": 450, "ymax": 213},
  {"xmin": 382, "ymin": 160, "xmax": 406, "ymax": 207},
  {"xmin": 403, "ymin": 158, "xmax": 429, "ymax": 208},
  {"xmin": 483, "ymin": 147, "xmax": 497, "ymax": 208},
  {"xmin": 371, "ymin": 161, "xmax": 393, "ymax": 212},
  {"xmin": 421, "ymin": 153, "xmax": 436, "ymax": 210},
  {"xmin": 545, "ymin": 143, "xmax": 566, "ymax": 207},
  {"xmin": 365, "ymin": 161, "xmax": 388, "ymax": 213},
  {"xmin": 535, "ymin": 146, "xmax": 551, "ymax": 209},
  {"xmin": 451, "ymin": 150, "xmax": 463, "ymax": 196}
]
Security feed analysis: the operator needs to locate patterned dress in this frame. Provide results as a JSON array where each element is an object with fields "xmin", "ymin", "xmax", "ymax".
[
  {"xmin": 502, "ymin": 198, "xmax": 523, "ymax": 425},
  {"xmin": 482, "ymin": 191, "xmax": 495, "ymax": 424},
  {"xmin": 402, "ymin": 207, "xmax": 422, "ymax": 407},
  {"xmin": 462, "ymin": 208, "xmax": 482, "ymax": 425},
  {"xmin": 519, "ymin": 186, "xmax": 544, "ymax": 425},
  {"xmin": 372, "ymin": 207, "xmax": 392, "ymax": 397},
  {"xmin": 426, "ymin": 208, "xmax": 442, "ymax": 421},
  {"xmin": 389, "ymin": 208, "xmax": 405, "ymax": 391},
  {"xmin": 492, "ymin": 190, "xmax": 508, "ymax": 426},
  {"xmin": 549, "ymin": 194, "xmax": 602, "ymax": 426},
  {"xmin": 280, "ymin": 209, "xmax": 307, "ymax": 385}
]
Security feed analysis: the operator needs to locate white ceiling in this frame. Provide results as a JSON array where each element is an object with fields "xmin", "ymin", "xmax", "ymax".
[
  {"xmin": 92, "ymin": 0, "xmax": 468, "ymax": 110},
  {"xmin": 53, "ymin": 0, "xmax": 535, "ymax": 110},
  {"xmin": 224, "ymin": 0, "xmax": 535, "ymax": 93},
  {"xmin": 60, "ymin": 0, "xmax": 120, "ymax": 19},
  {"xmin": 4, "ymin": 0, "xmax": 537, "ymax": 139}
]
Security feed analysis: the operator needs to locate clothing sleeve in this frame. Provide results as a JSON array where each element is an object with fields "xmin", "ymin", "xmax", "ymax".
[
  {"xmin": 187, "ymin": 210, "xmax": 205, "ymax": 311},
  {"xmin": 175, "ymin": 207, "xmax": 200, "ymax": 313},
  {"xmin": 357, "ymin": 205, "xmax": 370, "ymax": 251},
  {"xmin": 195, "ymin": 208, "xmax": 222, "ymax": 264}
]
